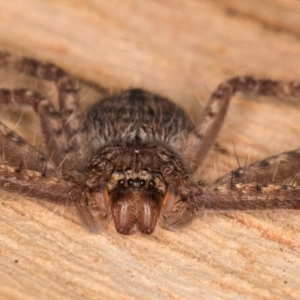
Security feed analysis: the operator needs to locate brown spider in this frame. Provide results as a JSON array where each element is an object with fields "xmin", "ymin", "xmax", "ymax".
[{"xmin": 0, "ymin": 51, "xmax": 299, "ymax": 235}]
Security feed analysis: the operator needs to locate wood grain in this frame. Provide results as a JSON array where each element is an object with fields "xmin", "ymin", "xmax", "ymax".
[{"xmin": 0, "ymin": 1, "xmax": 300, "ymax": 299}]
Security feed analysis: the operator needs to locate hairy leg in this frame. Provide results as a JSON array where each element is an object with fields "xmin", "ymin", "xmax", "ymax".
[
  {"xmin": 184, "ymin": 77, "xmax": 300, "ymax": 172},
  {"xmin": 0, "ymin": 162, "xmax": 100, "ymax": 232},
  {"xmin": 197, "ymin": 182, "xmax": 300, "ymax": 212},
  {"xmin": 0, "ymin": 52, "xmax": 83, "ymax": 166},
  {"xmin": 0, "ymin": 121, "xmax": 58, "ymax": 176},
  {"xmin": 193, "ymin": 149, "xmax": 300, "ymax": 212},
  {"xmin": 214, "ymin": 149, "xmax": 300, "ymax": 186},
  {"xmin": 0, "ymin": 87, "xmax": 66, "ymax": 165},
  {"xmin": 164, "ymin": 170, "xmax": 300, "ymax": 229}
]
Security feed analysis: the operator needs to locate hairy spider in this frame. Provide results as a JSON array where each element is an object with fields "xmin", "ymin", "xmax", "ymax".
[{"xmin": 0, "ymin": 51, "xmax": 299, "ymax": 235}]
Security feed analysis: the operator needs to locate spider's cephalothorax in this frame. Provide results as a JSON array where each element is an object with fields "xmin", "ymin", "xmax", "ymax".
[
  {"xmin": 84, "ymin": 145, "xmax": 174, "ymax": 233},
  {"xmin": 84, "ymin": 140, "xmax": 199, "ymax": 234},
  {"xmin": 0, "ymin": 52, "xmax": 299, "ymax": 235}
]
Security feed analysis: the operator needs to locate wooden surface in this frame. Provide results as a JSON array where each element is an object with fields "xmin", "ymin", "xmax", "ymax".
[{"xmin": 0, "ymin": 1, "xmax": 300, "ymax": 299}]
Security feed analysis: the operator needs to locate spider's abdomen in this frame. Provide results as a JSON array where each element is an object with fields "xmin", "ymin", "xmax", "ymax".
[{"xmin": 85, "ymin": 88, "xmax": 194, "ymax": 146}]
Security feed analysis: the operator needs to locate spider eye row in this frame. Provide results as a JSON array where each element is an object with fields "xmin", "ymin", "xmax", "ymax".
[{"xmin": 118, "ymin": 179, "xmax": 155, "ymax": 187}]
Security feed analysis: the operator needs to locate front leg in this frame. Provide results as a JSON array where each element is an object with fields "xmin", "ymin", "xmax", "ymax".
[
  {"xmin": 199, "ymin": 182, "xmax": 300, "ymax": 211},
  {"xmin": 0, "ymin": 163, "xmax": 101, "ymax": 232},
  {"xmin": 197, "ymin": 149, "xmax": 300, "ymax": 212}
]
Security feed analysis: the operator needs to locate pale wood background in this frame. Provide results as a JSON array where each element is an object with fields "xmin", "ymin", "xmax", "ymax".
[{"xmin": 0, "ymin": 1, "xmax": 300, "ymax": 299}]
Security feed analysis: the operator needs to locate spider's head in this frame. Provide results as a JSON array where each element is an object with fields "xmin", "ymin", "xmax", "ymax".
[{"xmin": 86, "ymin": 143, "xmax": 199, "ymax": 235}]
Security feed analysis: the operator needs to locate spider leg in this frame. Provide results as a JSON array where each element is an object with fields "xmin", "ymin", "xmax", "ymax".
[
  {"xmin": 197, "ymin": 182, "xmax": 300, "ymax": 212},
  {"xmin": 0, "ymin": 162, "xmax": 100, "ymax": 232},
  {"xmin": 0, "ymin": 52, "xmax": 83, "ymax": 166},
  {"xmin": 183, "ymin": 77, "xmax": 300, "ymax": 172},
  {"xmin": 162, "ymin": 173, "xmax": 300, "ymax": 229},
  {"xmin": 193, "ymin": 149, "xmax": 300, "ymax": 212},
  {"xmin": 0, "ymin": 121, "xmax": 58, "ymax": 176},
  {"xmin": 0, "ymin": 87, "xmax": 67, "ymax": 165},
  {"xmin": 214, "ymin": 149, "xmax": 300, "ymax": 186}
]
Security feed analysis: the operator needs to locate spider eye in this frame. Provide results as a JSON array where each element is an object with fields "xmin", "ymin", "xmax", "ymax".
[
  {"xmin": 140, "ymin": 179, "xmax": 146, "ymax": 187},
  {"xmin": 149, "ymin": 180, "xmax": 155, "ymax": 187},
  {"xmin": 118, "ymin": 180, "xmax": 125, "ymax": 187},
  {"xmin": 128, "ymin": 179, "xmax": 133, "ymax": 186}
]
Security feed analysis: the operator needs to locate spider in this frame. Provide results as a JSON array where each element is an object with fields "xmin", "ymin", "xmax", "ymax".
[{"xmin": 0, "ymin": 51, "xmax": 299, "ymax": 235}]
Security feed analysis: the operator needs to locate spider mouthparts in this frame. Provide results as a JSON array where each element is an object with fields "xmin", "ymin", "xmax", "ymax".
[{"xmin": 111, "ymin": 189, "xmax": 162, "ymax": 235}]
